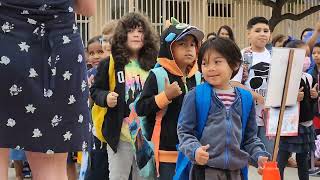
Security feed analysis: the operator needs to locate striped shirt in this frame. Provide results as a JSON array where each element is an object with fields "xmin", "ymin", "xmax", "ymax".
[{"xmin": 216, "ymin": 88, "xmax": 236, "ymax": 110}]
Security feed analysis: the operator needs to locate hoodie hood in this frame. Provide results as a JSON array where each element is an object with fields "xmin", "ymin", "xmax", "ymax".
[{"xmin": 158, "ymin": 18, "xmax": 204, "ymax": 77}]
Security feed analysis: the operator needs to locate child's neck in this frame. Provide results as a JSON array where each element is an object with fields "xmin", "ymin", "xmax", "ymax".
[
  {"xmin": 251, "ymin": 45, "xmax": 265, "ymax": 53},
  {"xmin": 214, "ymin": 83, "xmax": 233, "ymax": 90},
  {"xmin": 176, "ymin": 63, "xmax": 188, "ymax": 76},
  {"xmin": 316, "ymin": 64, "xmax": 320, "ymax": 72}
]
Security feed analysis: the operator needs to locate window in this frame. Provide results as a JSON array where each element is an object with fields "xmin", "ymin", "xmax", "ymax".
[
  {"xmin": 76, "ymin": 14, "xmax": 90, "ymax": 46},
  {"xmin": 208, "ymin": 3, "xmax": 232, "ymax": 17}
]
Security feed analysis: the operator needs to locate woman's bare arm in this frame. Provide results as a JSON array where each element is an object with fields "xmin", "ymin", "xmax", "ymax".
[{"xmin": 74, "ymin": 0, "xmax": 96, "ymax": 17}]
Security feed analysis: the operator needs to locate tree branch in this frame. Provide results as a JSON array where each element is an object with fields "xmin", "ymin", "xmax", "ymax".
[
  {"xmin": 280, "ymin": 5, "xmax": 320, "ymax": 21},
  {"xmin": 260, "ymin": 0, "xmax": 276, "ymax": 8}
]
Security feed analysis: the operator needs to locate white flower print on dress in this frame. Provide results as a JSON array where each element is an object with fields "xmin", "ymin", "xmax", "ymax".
[
  {"xmin": 18, "ymin": 42, "xmax": 30, "ymax": 52},
  {"xmin": 89, "ymin": 123, "xmax": 92, "ymax": 132},
  {"xmin": 51, "ymin": 115, "xmax": 62, "ymax": 127},
  {"xmin": 77, "ymin": 54, "xmax": 83, "ymax": 63},
  {"xmin": 54, "ymin": 15, "xmax": 59, "ymax": 19},
  {"xmin": 2, "ymin": 22, "xmax": 14, "ymax": 33},
  {"xmin": 68, "ymin": 95, "xmax": 76, "ymax": 104},
  {"xmin": 9, "ymin": 85, "xmax": 22, "ymax": 96},
  {"xmin": 62, "ymin": 35, "xmax": 71, "ymax": 44},
  {"xmin": 81, "ymin": 80, "xmax": 87, "ymax": 92},
  {"xmin": 29, "ymin": 68, "xmax": 38, "ymax": 78},
  {"xmin": 6, "ymin": 118, "xmax": 16, "ymax": 127},
  {"xmin": 32, "ymin": 129, "xmax": 42, "ymax": 138},
  {"xmin": 68, "ymin": 7, "xmax": 74, "ymax": 12},
  {"xmin": 51, "ymin": 67, "xmax": 56, "ymax": 76},
  {"xmin": 82, "ymin": 141, "xmax": 87, "ymax": 151},
  {"xmin": 63, "ymin": 71, "xmax": 72, "ymax": 80},
  {"xmin": 25, "ymin": 104, "xmax": 36, "ymax": 114},
  {"xmin": 21, "ymin": 10, "xmax": 29, "ymax": 14},
  {"xmin": 48, "ymin": 56, "xmax": 52, "ymax": 66},
  {"xmin": 73, "ymin": 24, "xmax": 78, "ymax": 33},
  {"xmin": 39, "ymin": 4, "xmax": 49, "ymax": 11},
  {"xmin": 46, "ymin": 150, "xmax": 54, "ymax": 154},
  {"xmin": 44, "ymin": 88, "xmax": 53, "ymax": 98},
  {"xmin": 33, "ymin": 24, "xmax": 46, "ymax": 37},
  {"xmin": 62, "ymin": 71, "xmax": 72, "ymax": 81},
  {"xmin": 0, "ymin": 56, "xmax": 10, "ymax": 65},
  {"xmin": 63, "ymin": 131, "xmax": 72, "ymax": 141},
  {"xmin": 78, "ymin": 114, "xmax": 84, "ymax": 123},
  {"xmin": 27, "ymin": 18, "xmax": 37, "ymax": 25},
  {"xmin": 15, "ymin": 146, "xmax": 23, "ymax": 150}
]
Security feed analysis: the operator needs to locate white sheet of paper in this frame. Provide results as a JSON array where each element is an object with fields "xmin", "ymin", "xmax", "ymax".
[
  {"xmin": 266, "ymin": 105, "xmax": 299, "ymax": 136},
  {"xmin": 265, "ymin": 48, "xmax": 305, "ymax": 107}
]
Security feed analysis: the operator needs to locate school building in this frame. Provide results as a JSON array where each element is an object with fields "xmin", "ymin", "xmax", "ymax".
[{"xmin": 77, "ymin": 0, "xmax": 320, "ymax": 48}]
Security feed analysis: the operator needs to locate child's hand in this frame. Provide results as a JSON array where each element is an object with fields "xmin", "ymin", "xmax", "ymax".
[
  {"xmin": 310, "ymin": 83, "xmax": 318, "ymax": 99},
  {"xmin": 254, "ymin": 92, "xmax": 265, "ymax": 105},
  {"xmin": 106, "ymin": 92, "xmax": 119, "ymax": 108},
  {"xmin": 257, "ymin": 156, "xmax": 268, "ymax": 175},
  {"xmin": 164, "ymin": 78, "xmax": 182, "ymax": 100},
  {"xmin": 297, "ymin": 87, "xmax": 304, "ymax": 102},
  {"xmin": 88, "ymin": 75, "xmax": 94, "ymax": 88},
  {"xmin": 195, "ymin": 144, "xmax": 210, "ymax": 165}
]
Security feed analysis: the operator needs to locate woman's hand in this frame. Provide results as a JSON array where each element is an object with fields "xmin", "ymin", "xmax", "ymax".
[{"xmin": 74, "ymin": 0, "xmax": 96, "ymax": 16}]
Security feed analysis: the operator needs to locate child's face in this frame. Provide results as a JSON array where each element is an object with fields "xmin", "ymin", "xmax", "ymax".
[
  {"xmin": 126, "ymin": 26, "xmax": 144, "ymax": 55},
  {"xmin": 218, "ymin": 28, "xmax": 230, "ymax": 39},
  {"xmin": 312, "ymin": 47, "xmax": 320, "ymax": 65},
  {"xmin": 102, "ymin": 34, "xmax": 113, "ymax": 57},
  {"xmin": 248, "ymin": 23, "xmax": 270, "ymax": 49},
  {"xmin": 88, "ymin": 41, "xmax": 105, "ymax": 67},
  {"xmin": 201, "ymin": 50, "xmax": 235, "ymax": 89},
  {"xmin": 171, "ymin": 35, "xmax": 197, "ymax": 67}
]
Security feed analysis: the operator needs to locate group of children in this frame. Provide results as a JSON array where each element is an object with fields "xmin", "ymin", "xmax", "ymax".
[{"xmin": 73, "ymin": 12, "xmax": 320, "ymax": 180}]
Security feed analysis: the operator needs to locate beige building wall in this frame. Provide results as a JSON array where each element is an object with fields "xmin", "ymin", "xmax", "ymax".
[{"xmin": 81, "ymin": 0, "xmax": 320, "ymax": 49}]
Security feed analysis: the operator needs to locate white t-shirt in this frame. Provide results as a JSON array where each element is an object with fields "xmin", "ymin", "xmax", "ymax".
[{"xmin": 232, "ymin": 48, "xmax": 271, "ymax": 126}]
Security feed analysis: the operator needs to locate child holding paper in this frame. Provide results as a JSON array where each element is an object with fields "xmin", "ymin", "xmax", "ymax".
[{"xmin": 277, "ymin": 40, "xmax": 317, "ymax": 180}]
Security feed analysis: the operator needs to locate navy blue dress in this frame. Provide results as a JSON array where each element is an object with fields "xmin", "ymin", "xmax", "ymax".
[{"xmin": 0, "ymin": 0, "xmax": 92, "ymax": 153}]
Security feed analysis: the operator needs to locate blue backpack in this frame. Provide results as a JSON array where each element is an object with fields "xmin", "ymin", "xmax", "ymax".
[{"xmin": 174, "ymin": 82, "xmax": 253, "ymax": 180}]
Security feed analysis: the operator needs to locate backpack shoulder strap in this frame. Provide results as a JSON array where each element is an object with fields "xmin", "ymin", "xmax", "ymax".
[
  {"xmin": 237, "ymin": 87, "xmax": 253, "ymax": 140},
  {"xmin": 195, "ymin": 82, "xmax": 212, "ymax": 138},
  {"xmin": 237, "ymin": 87, "xmax": 253, "ymax": 180},
  {"xmin": 195, "ymin": 71, "xmax": 202, "ymax": 85},
  {"xmin": 174, "ymin": 82, "xmax": 212, "ymax": 180},
  {"xmin": 151, "ymin": 67, "xmax": 169, "ymax": 94}
]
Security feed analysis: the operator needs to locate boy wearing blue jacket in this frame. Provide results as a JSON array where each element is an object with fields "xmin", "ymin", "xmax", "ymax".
[{"xmin": 177, "ymin": 37, "xmax": 270, "ymax": 180}]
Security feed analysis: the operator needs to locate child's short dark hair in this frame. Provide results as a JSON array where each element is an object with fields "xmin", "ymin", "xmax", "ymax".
[
  {"xmin": 87, "ymin": 35, "xmax": 102, "ymax": 48},
  {"xmin": 197, "ymin": 37, "xmax": 242, "ymax": 79},
  {"xmin": 247, "ymin": 17, "xmax": 269, "ymax": 30},
  {"xmin": 285, "ymin": 40, "xmax": 306, "ymax": 48},
  {"xmin": 314, "ymin": 42, "xmax": 320, "ymax": 49}
]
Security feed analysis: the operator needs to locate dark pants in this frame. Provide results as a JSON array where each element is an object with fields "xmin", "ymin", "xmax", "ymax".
[
  {"xmin": 277, "ymin": 150, "xmax": 309, "ymax": 180},
  {"xmin": 158, "ymin": 162, "xmax": 176, "ymax": 180},
  {"xmin": 85, "ymin": 136, "xmax": 109, "ymax": 180},
  {"xmin": 191, "ymin": 165, "xmax": 242, "ymax": 180}
]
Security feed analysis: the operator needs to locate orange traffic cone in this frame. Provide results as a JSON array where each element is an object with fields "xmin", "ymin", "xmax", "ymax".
[{"xmin": 262, "ymin": 161, "xmax": 281, "ymax": 180}]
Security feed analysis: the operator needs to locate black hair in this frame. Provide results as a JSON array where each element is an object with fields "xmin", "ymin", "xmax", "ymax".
[
  {"xmin": 247, "ymin": 17, "xmax": 269, "ymax": 30},
  {"xmin": 87, "ymin": 35, "xmax": 102, "ymax": 48},
  {"xmin": 314, "ymin": 42, "xmax": 320, "ymax": 48},
  {"xmin": 285, "ymin": 40, "xmax": 306, "ymax": 48},
  {"xmin": 111, "ymin": 12, "xmax": 159, "ymax": 71},
  {"xmin": 206, "ymin": 32, "xmax": 217, "ymax": 39},
  {"xmin": 217, "ymin": 25, "xmax": 235, "ymax": 41},
  {"xmin": 197, "ymin": 37, "xmax": 242, "ymax": 79},
  {"xmin": 300, "ymin": 28, "xmax": 313, "ymax": 40}
]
